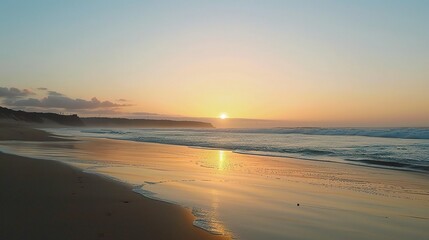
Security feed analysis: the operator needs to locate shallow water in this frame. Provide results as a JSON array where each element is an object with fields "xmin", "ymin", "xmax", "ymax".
[
  {"xmin": 1, "ymin": 133, "xmax": 428, "ymax": 240},
  {"xmin": 74, "ymin": 128, "xmax": 429, "ymax": 172}
]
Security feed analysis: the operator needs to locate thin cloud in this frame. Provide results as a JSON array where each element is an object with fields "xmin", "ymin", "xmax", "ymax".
[
  {"xmin": 131, "ymin": 112, "xmax": 161, "ymax": 116},
  {"xmin": 7, "ymin": 95, "xmax": 128, "ymax": 110},
  {"xmin": 0, "ymin": 87, "xmax": 34, "ymax": 98},
  {"xmin": 2, "ymin": 86, "xmax": 133, "ymax": 114},
  {"xmin": 47, "ymin": 91, "xmax": 64, "ymax": 96}
]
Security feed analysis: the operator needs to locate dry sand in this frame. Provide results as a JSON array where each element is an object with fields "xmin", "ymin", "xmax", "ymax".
[{"xmin": 0, "ymin": 125, "xmax": 229, "ymax": 240}]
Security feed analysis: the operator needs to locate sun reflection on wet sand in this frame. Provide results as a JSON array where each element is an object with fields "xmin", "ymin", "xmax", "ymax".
[{"xmin": 218, "ymin": 151, "xmax": 225, "ymax": 171}]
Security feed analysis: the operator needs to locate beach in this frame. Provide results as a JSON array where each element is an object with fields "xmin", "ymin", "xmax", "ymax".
[
  {"xmin": 2, "ymin": 1, "xmax": 428, "ymax": 239},
  {"xmin": 0, "ymin": 125, "xmax": 228, "ymax": 240},
  {"xmin": 1, "ymin": 126, "xmax": 428, "ymax": 239},
  {"xmin": 0, "ymin": 123, "xmax": 61, "ymax": 141}
]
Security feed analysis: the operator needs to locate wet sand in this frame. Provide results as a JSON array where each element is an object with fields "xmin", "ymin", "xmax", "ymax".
[
  {"xmin": 0, "ymin": 126, "xmax": 228, "ymax": 240},
  {"xmin": 0, "ymin": 123, "xmax": 60, "ymax": 141},
  {"xmin": 1, "ymin": 125, "xmax": 428, "ymax": 240}
]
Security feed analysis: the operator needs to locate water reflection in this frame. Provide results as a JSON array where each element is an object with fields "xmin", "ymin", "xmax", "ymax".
[
  {"xmin": 218, "ymin": 151, "xmax": 225, "ymax": 171},
  {"xmin": 1, "ymin": 137, "xmax": 428, "ymax": 240}
]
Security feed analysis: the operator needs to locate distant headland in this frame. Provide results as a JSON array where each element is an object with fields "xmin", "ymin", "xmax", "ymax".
[{"xmin": 0, "ymin": 106, "xmax": 213, "ymax": 128}]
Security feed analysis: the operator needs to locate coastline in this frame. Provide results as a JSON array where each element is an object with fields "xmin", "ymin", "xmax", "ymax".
[
  {"xmin": 72, "ymin": 127, "xmax": 429, "ymax": 173},
  {"xmin": 1, "ymin": 125, "xmax": 428, "ymax": 240},
  {"xmin": 0, "ymin": 125, "xmax": 229, "ymax": 240}
]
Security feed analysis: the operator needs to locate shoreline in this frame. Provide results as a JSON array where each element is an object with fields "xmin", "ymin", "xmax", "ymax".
[
  {"xmin": 0, "ymin": 151, "xmax": 229, "ymax": 240},
  {"xmin": 66, "ymin": 134, "xmax": 429, "ymax": 175},
  {"xmin": 55, "ymin": 126, "xmax": 429, "ymax": 174},
  {"xmin": 1, "ymin": 125, "xmax": 428, "ymax": 239}
]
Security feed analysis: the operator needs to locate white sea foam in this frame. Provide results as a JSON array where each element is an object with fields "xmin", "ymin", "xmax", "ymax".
[{"xmin": 192, "ymin": 207, "xmax": 227, "ymax": 235}]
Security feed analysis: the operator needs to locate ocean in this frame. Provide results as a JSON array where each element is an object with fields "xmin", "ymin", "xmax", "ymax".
[{"xmin": 78, "ymin": 127, "xmax": 429, "ymax": 172}]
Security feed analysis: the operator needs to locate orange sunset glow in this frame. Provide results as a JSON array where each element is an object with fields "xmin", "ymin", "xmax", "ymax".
[{"xmin": 1, "ymin": 1, "xmax": 428, "ymax": 240}]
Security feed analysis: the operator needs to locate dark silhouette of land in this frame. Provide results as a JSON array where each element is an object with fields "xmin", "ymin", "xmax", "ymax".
[
  {"xmin": 0, "ymin": 106, "xmax": 83, "ymax": 126},
  {"xmin": 0, "ymin": 107, "xmax": 213, "ymax": 128},
  {"xmin": 82, "ymin": 117, "xmax": 213, "ymax": 128}
]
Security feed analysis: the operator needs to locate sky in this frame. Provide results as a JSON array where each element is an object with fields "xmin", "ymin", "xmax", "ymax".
[{"xmin": 1, "ymin": 0, "xmax": 428, "ymax": 127}]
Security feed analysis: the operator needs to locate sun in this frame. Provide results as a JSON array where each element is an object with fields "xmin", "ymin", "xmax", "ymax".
[{"xmin": 219, "ymin": 113, "xmax": 228, "ymax": 119}]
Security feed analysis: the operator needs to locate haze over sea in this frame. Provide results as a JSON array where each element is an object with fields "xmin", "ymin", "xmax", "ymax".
[{"xmin": 1, "ymin": 127, "xmax": 428, "ymax": 240}]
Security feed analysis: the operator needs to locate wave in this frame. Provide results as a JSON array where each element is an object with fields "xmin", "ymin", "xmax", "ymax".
[
  {"xmin": 346, "ymin": 159, "xmax": 429, "ymax": 172},
  {"xmin": 81, "ymin": 129, "xmax": 132, "ymax": 135},
  {"xmin": 124, "ymin": 137, "xmax": 429, "ymax": 172},
  {"xmin": 226, "ymin": 128, "xmax": 429, "ymax": 140},
  {"xmin": 76, "ymin": 128, "xmax": 429, "ymax": 173},
  {"xmin": 81, "ymin": 127, "xmax": 429, "ymax": 140}
]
